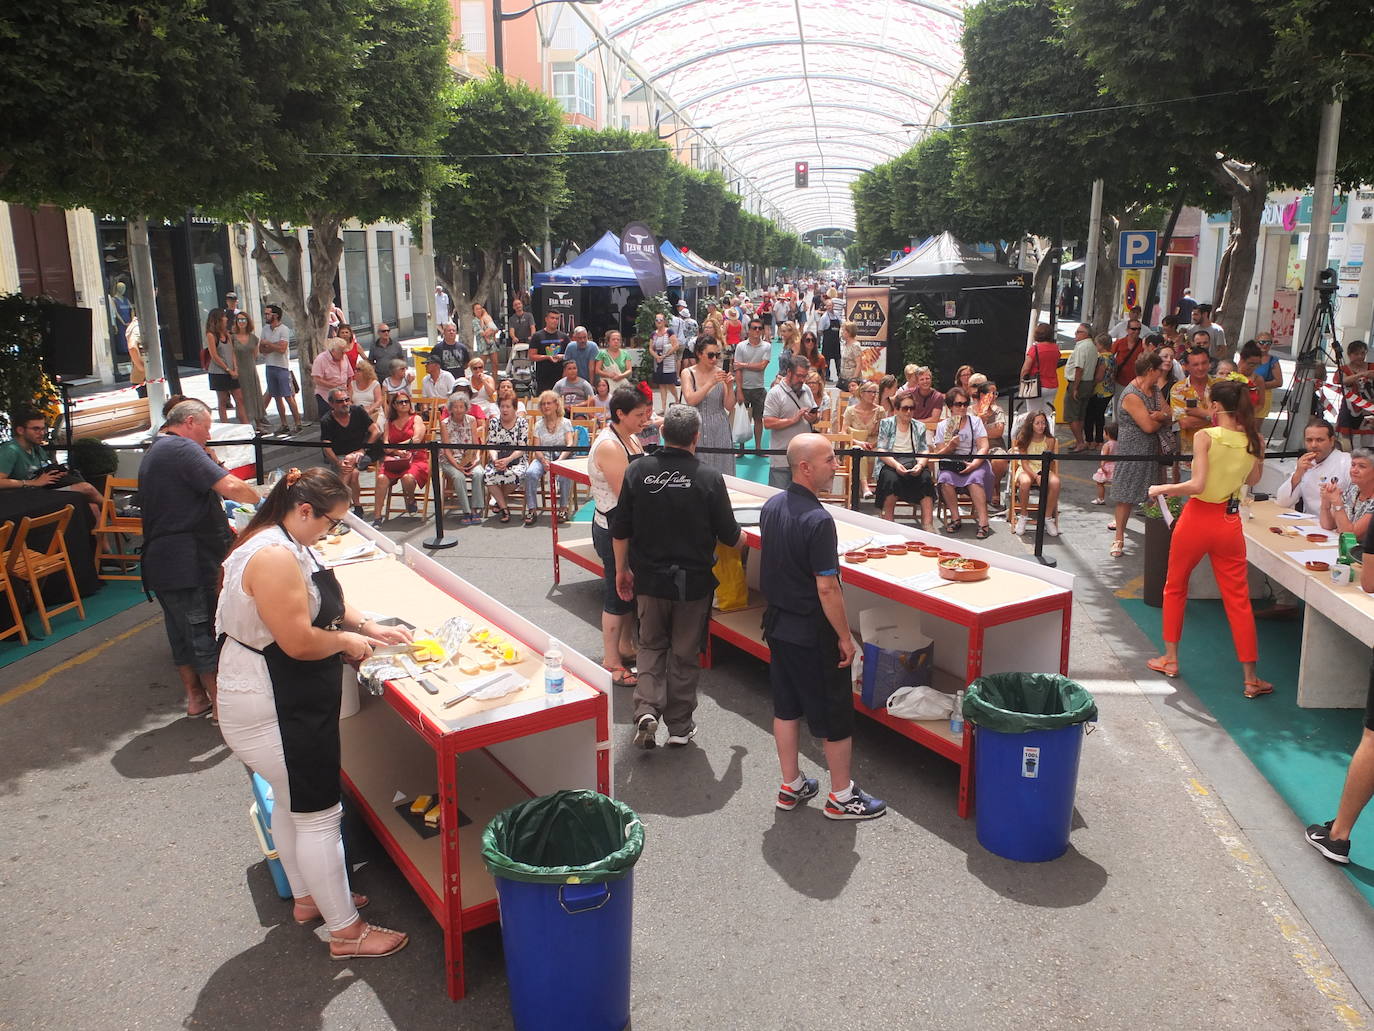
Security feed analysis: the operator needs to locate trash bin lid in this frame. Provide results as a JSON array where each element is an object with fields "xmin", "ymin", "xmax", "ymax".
[{"xmin": 482, "ymin": 789, "xmax": 644, "ymax": 884}]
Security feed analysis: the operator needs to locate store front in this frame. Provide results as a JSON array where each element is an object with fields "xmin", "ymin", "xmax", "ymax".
[{"xmin": 96, "ymin": 214, "xmax": 234, "ymax": 378}]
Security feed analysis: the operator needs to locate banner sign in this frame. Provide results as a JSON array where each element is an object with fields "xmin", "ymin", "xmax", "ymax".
[
  {"xmin": 845, "ymin": 285, "xmax": 890, "ymax": 382},
  {"xmin": 620, "ymin": 221, "xmax": 667, "ymax": 298},
  {"xmin": 538, "ymin": 286, "xmax": 582, "ymax": 337}
]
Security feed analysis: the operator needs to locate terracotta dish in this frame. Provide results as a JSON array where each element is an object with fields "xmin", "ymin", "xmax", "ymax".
[
  {"xmin": 1306, "ymin": 561, "xmax": 1330, "ymax": 572},
  {"xmin": 1268, "ymin": 526, "xmax": 1284, "ymax": 535},
  {"xmin": 938, "ymin": 558, "xmax": 990, "ymax": 582},
  {"xmin": 1306, "ymin": 533, "xmax": 1329, "ymax": 543},
  {"xmin": 936, "ymin": 550, "xmax": 961, "ymax": 560},
  {"xmin": 918, "ymin": 545, "xmax": 943, "ymax": 556},
  {"xmin": 886, "ymin": 544, "xmax": 909, "ymax": 555},
  {"xmin": 863, "ymin": 547, "xmax": 888, "ymax": 559},
  {"xmin": 844, "ymin": 552, "xmax": 867, "ymax": 564}
]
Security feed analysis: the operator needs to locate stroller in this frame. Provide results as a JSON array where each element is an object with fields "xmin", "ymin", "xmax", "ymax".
[{"xmin": 508, "ymin": 357, "xmax": 536, "ymax": 397}]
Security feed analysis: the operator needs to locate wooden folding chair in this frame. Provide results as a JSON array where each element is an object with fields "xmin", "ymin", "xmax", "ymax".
[
  {"xmin": 92, "ymin": 476, "xmax": 143, "ymax": 581},
  {"xmin": 0, "ymin": 521, "xmax": 29, "ymax": 646},
  {"xmin": 820, "ymin": 432, "xmax": 853, "ymax": 507},
  {"xmin": 7, "ymin": 506, "xmax": 85, "ymax": 635}
]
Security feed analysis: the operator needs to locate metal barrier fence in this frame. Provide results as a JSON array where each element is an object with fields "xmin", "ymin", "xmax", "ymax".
[{"xmin": 95, "ymin": 433, "xmax": 1303, "ymax": 564}]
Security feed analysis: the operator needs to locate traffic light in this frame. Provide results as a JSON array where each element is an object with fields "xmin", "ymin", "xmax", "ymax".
[
  {"xmin": 903, "ymin": 244, "xmax": 912, "ymax": 253},
  {"xmin": 794, "ymin": 161, "xmax": 809, "ymax": 188},
  {"xmin": 681, "ymin": 246, "xmax": 690, "ymax": 254}
]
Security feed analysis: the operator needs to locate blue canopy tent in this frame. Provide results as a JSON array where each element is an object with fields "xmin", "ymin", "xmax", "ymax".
[
  {"xmin": 533, "ymin": 231, "xmax": 683, "ymax": 342},
  {"xmin": 660, "ymin": 240, "xmax": 719, "ymax": 287}
]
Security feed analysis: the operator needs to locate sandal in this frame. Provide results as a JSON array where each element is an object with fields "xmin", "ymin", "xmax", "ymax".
[
  {"xmin": 1243, "ymin": 677, "xmax": 1274, "ymax": 699},
  {"xmin": 523, "ymin": 511, "xmax": 538, "ymax": 527},
  {"xmin": 608, "ymin": 666, "xmax": 639, "ymax": 688},
  {"xmin": 976, "ymin": 524, "xmax": 993, "ymax": 540},
  {"xmin": 620, "ymin": 653, "xmax": 638, "ymax": 671},
  {"xmin": 497, "ymin": 507, "xmax": 511, "ymax": 524},
  {"xmin": 943, "ymin": 518, "xmax": 962, "ymax": 534},
  {"xmin": 187, "ymin": 697, "xmax": 213, "ymax": 718},
  {"xmin": 294, "ymin": 892, "xmax": 370, "ymax": 926},
  {"xmin": 328, "ymin": 923, "xmax": 409, "ymax": 960},
  {"xmin": 1146, "ymin": 657, "xmax": 1179, "ymax": 677},
  {"xmin": 1110, "ymin": 539, "xmax": 1124, "ymax": 558}
]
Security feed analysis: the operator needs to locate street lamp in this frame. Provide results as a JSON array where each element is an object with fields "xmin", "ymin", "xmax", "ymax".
[{"xmin": 493, "ymin": 0, "xmax": 601, "ymax": 74}]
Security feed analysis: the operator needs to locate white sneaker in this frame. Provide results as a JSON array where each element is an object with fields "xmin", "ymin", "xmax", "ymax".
[
  {"xmin": 1014, "ymin": 516, "xmax": 1027, "ymax": 535},
  {"xmin": 1046, "ymin": 517, "xmax": 1060, "ymax": 537}
]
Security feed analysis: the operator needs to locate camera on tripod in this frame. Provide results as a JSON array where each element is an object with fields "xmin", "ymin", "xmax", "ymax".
[{"xmin": 1317, "ymin": 266, "xmax": 1339, "ymax": 297}]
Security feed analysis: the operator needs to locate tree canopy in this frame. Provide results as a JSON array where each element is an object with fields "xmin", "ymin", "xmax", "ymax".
[{"xmin": 552, "ymin": 128, "xmax": 676, "ymax": 248}]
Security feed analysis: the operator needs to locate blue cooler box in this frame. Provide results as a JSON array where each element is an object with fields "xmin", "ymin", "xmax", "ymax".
[{"xmin": 248, "ymin": 772, "xmax": 294, "ymax": 899}]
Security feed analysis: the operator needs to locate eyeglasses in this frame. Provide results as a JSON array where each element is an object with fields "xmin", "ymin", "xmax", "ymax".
[
  {"xmin": 898, "ymin": 405, "xmax": 916, "ymax": 413},
  {"xmin": 378, "ymin": 329, "xmax": 390, "ymax": 334},
  {"xmin": 749, "ymin": 324, "xmax": 762, "ymax": 330},
  {"xmin": 395, "ymin": 399, "xmax": 411, "ymax": 405},
  {"xmin": 1129, "ymin": 325, "xmax": 1142, "ymax": 331},
  {"xmin": 950, "ymin": 401, "xmax": 969, "ymax": 407},
  {"xmin": 703, "ymin": 351, "xmax": 719, "ymax": 359},
  {"xmin": 330, "ymin": 398, "xmax": 349, "ymax": 405},
  {"xmin": 319, "ymin": 512, "xmax": 346, "ymax": 533}
]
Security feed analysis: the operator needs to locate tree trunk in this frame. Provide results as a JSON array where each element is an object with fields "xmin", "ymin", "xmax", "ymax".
[
  {"xmin": 251, "ymin": 213, "xmax": 343, "ymax": 412},
  {"xmin": 1025, "ymin": 236, "xmax": 1052, "ymax": 332},
  {"xmin": 475, "ymin": 246, "xmax": 503, "ymax": 322},
  {"xmin": 1090, "ymin": 216, "xmax": 1120, "ymax": 336},
  {"xmin": 1211, "ymin": 161, "xmax": 1268, "ymax": 348}
]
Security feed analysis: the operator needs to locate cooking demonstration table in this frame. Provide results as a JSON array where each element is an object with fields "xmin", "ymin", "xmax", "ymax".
[
  {"xmin": 549, "ymin": 458, "xmax": 1073, "ymax": 817},
  {"xmin": 318, "ymin": 523, "xmax": 610, "ymax": 1001},
  {"xmin": 1243, "ymin": 500, "xmax": 1373, "ymax": 708}
]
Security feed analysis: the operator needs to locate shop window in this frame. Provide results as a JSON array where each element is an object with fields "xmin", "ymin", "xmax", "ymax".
[
  {"xmin": 377, "ymin": 230, "xmax": 398, "ymax": 325},
  {"xmin": 343, "ymin": 230, "xmax": 371, "ymax": 333}
]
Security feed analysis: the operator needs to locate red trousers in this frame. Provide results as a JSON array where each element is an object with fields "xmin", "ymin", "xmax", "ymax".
[{"xmin": 1162, "ymin": 499, "xmax": 1257, "ymax": 662}]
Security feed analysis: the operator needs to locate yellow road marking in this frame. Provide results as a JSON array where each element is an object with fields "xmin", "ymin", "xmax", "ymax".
[{"xmin": 0, "ymin": 616, "xmax": 159, "ymax": 708}]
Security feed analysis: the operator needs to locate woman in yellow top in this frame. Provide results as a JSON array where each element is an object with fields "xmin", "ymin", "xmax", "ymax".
[
  {"xmin": 1145, "ymin": 380, "xmax": 1270, "ymax": 697},
  {"xmin": 1012, "ymin": 411, "xmax": 1060, "ymax": 537}
]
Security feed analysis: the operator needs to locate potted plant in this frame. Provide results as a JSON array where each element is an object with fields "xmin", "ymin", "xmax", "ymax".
[
  {"xmin": 1141, "ymin": 494, "xmax": 1185, "ymax": 607},
  {"xmin": 68, "ymin": 436, "xmax": 119, "ymax": 496}
]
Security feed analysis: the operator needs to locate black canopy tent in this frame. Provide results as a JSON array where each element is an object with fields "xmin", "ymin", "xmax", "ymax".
[{"xmin": 871, "ymin": 232, "xmax": 1033, "ymax": 392}]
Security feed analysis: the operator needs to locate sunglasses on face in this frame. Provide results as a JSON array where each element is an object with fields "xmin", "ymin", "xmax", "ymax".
[
  {"xmin": 898, "ymin": 405, "xmax": 916, "ymax": 412},
  {"xmin": 950, "ymin": 401, "xmax": 969, "ymax": 407},
  {"xmin": 395, "ymin": 399, "xmax": 411, "ymax": 405},
  {"xmin": 703, "ymin": 351, "xmax": 719, "ymax": 359}
]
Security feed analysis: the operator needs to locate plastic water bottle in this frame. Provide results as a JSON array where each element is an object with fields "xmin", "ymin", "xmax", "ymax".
[
  {"xmin": 544, "ymin": 639, "xmax": 565, "ymax": 696},
  {"xmin": 950, "ymin": 690, "xmax": 965, "ymax": 736}
]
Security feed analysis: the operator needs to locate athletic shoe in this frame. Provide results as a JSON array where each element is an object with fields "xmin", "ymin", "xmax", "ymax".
[
  {"xmin": 1306, "ymin": 821, "xmax": 1351, "ymax": 864},
  {"xmin": 1046, "ymin": 517, "xmax": 1060, "ymax": 537},
  {"xmin": 633, "ymin": 714, "xmax": 658, "ymax": 750},
  {"xmin": 665, "ymin": 723, "xmax": 697, "ymax": 747},
  {"xmin": 776, "ymin": 777, "xmax": 820, "ymax": 811},
  {"xmin": 823, "ymin": 786, "xmax": 887, "ymax": 821},
  {"xmin": 1014, "ymin": 516, "xmax": 1027, "ymax": 535},
  {"xmin": 351, "ymin": 505, "xmax": 365, "ymax": 519},
  {"xmin": 1091, "ymin": 497, "xmax": 1105, "ymax": 506}
]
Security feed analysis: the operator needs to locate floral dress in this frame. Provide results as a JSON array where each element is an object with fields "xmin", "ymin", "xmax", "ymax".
[{"xmin": 484, "ymin": 414, "xmax": 529, "ymax": 486}]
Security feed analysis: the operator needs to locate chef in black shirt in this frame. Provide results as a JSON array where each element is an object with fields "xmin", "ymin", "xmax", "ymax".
[
  {"xmin": 611, "ymin": 404, "xmax": 741, "ymax": 750},
  {"xmin": 529, "ymin": 310, "xmax": 568, "ymax": 394}
]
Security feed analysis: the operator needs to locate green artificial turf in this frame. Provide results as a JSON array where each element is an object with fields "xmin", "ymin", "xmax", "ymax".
[
  {"xmin": 1119, "ymin": 596, "xmax": 1374, "ymax": 900},
  {"xmin": 0, "ymin": 580, "xmax": 154, "ymax": 670}
]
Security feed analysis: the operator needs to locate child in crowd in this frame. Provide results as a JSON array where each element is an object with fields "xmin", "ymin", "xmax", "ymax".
[{"xmin": 1092, "ymin": 422, "xmax": 1118, "ymax": 505}]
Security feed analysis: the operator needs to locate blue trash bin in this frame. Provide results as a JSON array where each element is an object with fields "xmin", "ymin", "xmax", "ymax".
[
  {"xmin": 494, "ymin": 872, "xmax": 634, "ymax": 1031},
  {"xmin": 974, "ymin": 723, "xmax": 1086, "ymax": 862},
  {"xmin": 482, "ymin": 790, "xmax": 643, "ymax": 1031},
  {"xmin": 964, "ymin": 673, "xmax": 1097, "ymax": 863}
]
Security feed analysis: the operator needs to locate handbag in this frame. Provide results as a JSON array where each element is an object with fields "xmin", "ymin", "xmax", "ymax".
[
  {"xmin": 289, "ymin": 370, "xmax": 300, "ymax": 394},
  {"xmin": 200, "ymin": 345, "xmax": 212, "ymax": 372},
  {"xmin": 1017, "ymin": 344, "xmax": 1042, "ymax": 398}
]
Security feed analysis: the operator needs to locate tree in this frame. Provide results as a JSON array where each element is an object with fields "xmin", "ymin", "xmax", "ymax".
[
  {"xmin": 228, "ymin": 0, "xmax": 454, "ymax": 401},
  {"xmin": 432, "ymin": 73, "xmax": 566, "ymax": 317},
  {"xmin": 1063, "ymin": 0, "xmax": 1374, "ymax": 343},
  {"xmin": 678, "ymin": 169, "xmax": 729, "ymax": 257},
  {"xmin": 552, "ymin": 128, "xmax": 674, "ymax": 251}
]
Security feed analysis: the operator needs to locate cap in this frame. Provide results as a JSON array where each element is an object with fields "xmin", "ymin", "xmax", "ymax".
[
  {"xmin": 454, "ymin": 377, "xmax": 471, "ymax": 387},
  {"xmin": 226, "ymin": 292, "xmax": 238, "ymax": 300},
  {"xmin": 425, "ymin": 354, "xmax": 440, "ymax": 365}
]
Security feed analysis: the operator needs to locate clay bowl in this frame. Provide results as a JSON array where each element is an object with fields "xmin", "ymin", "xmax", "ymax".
[
  {"xmin": 917, "ymin": 546, "xmax": 944, "ymax": 558},
  {"xmin": 1306, "ymin": 561, "xmax": 1330, "ymax": 572},
  {"xmin": 863, "ymin": 547, "xmax": 888, "ymax": 559},
  {"xmin": 936, "ymin": 550, "xmax": 962, "ymax": 561},
  {"xmin": 1306, "ymin": 533, "xmax": 1330, "ymax": 543},
  {"xmin": 938, "ymin": 558, "xmax": 991, "ymax": 582},
  {"xmin": 1268, "ymin": 526, "xmax": 1285, "ymax": 535},
  {"xmin": 885, "ymin": 544, "xmax": 909, "ymax": 555},
  {"xmin": 844, "ymin": 552, "xmax": 867, "ymax": 564}
]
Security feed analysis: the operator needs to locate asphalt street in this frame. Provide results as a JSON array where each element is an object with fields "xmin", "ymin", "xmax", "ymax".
[{"xmin": 2, "ymin": 459, "xmax": 1373, "ymax": 1030}]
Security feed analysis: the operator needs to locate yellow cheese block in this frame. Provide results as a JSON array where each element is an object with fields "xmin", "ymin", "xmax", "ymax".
[
  {"xmin": 409, "ymin": 794, "xmax": 433, "ymax": 814},
  {"xmin": 424, "ymin": 804, "xmax": 441, "ymax": 827}
]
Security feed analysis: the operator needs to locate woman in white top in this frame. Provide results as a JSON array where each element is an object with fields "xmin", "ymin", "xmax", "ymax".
[
  {"xmin": 381, "ymin": 358, "xmax": 414, "ymax": 398},
  {"xmin": 466, "ymin": 357, "xmax": 497, "ymax": 405},
  {"xmin": 216, "ymin": 468, "xmax": 411, "ymax": 960},
  {"xmin": 439, "ymin": 394, "xmax": 486, "ymax": 521},
  {"xmin": 350, "ymin": 359, "xmax": 385, "ymax": 428},
  {"xmin": 524, "ymin": 390, "xmax": 576, "ymax": 526},
  {"xmin": 589, "ymin": 388, "xmax": 650, "ymax": 687},
  {"xmin": 650, "ymin": 314, "xmax": 680, "ymax": 410}
]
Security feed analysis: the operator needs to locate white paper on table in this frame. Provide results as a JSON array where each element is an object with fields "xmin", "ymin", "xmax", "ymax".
[
  {"xmin": 866, "ymin": 533, "xmax": 909, "ymax": 547},
  {"xmin": 1276, "ymin": 511, "xmax": 1318, "ymax": 522},
  {"xmin": 1287, "ymin": 547, "xmax": 1340, "ymax": 566},
  {"xmin": 897, "ymin": 569, "xmax": 958, "ymax": 591}
]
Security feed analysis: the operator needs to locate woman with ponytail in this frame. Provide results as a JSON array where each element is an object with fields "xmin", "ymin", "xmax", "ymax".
[
  {"xmin": 1145, "ymin": 380, "xmax": 1270, "ymax": 697},
  {"xmin": 216, "ymin": 468, "xmax": 413, "ymax": 959}
]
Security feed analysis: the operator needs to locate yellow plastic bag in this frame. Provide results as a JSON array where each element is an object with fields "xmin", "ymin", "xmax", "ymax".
[{"xmin": 713, "ymin": 543, "xmax": 748, "ymax": 612}]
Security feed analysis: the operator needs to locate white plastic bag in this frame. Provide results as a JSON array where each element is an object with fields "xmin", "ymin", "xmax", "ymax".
[
  {"xmin": 731, "ymin": 402, "xmax": 753, "ymax": 444},
  {"xmin": 886, "ymin": 685, "xmax": 954, "ymax": 721}
]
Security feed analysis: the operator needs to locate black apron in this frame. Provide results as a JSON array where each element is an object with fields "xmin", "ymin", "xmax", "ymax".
[{"xmin": 263, "ymin": 545, "xmax": 347, "ymax": 813}]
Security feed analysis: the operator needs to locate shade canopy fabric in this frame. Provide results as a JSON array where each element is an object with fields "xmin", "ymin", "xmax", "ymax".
[
  {"xmin": 870, "ymin": 232, "xmax": 1014, "ymax": 280},
  {"xmin": 533, "ymin": 230, "xmax": 684, "ymax": 289},
  {"xmin": 660, "ymin": 240, "xmax": 719, "ymax": 285}
]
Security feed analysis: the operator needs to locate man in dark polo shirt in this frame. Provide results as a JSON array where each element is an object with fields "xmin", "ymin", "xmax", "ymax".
[
  {"xmin": 611, "ymin": 404, "xmax": 741, "ymax": 750},
  {"xmin": 320, "ymin": 388, "xmax": 382, "ymax": 516},
  {"xmin": 760, "ymin": 433, "xmax": 886, "ymax": 821},
  {"xmin": 139, "ymin": 399, "xmax": 261, "ymax": 718}
]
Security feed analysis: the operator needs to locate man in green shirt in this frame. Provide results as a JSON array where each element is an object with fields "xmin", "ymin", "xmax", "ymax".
[{"xmin": 0, "ymin": 407, "xmax": 104, "ymax": 518}]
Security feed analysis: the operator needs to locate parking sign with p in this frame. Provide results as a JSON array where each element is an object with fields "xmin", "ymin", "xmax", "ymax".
[{"xmin": 1118, "ymin": 230, "xmax": 1158, "ymax": 270}]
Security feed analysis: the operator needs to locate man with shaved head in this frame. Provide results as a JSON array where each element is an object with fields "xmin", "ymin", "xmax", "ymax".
[{"xmin": 758, "ymin": 433, "xmax": 887, "ymax": 821}]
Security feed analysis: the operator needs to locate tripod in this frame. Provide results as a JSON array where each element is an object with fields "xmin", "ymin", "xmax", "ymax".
[{"xmin": 1270, "ymin": 287, "xmax": 1342, "ymax": 452}]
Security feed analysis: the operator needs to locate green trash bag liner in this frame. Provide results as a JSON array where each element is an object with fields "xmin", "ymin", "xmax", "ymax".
[
  {"xmin": 482, "ymin": 789, "xmax": 644, "ymax": 884},
  {"xmin": 962, "ymin": 672, "xmax": 1098, "ymax": 733}
]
